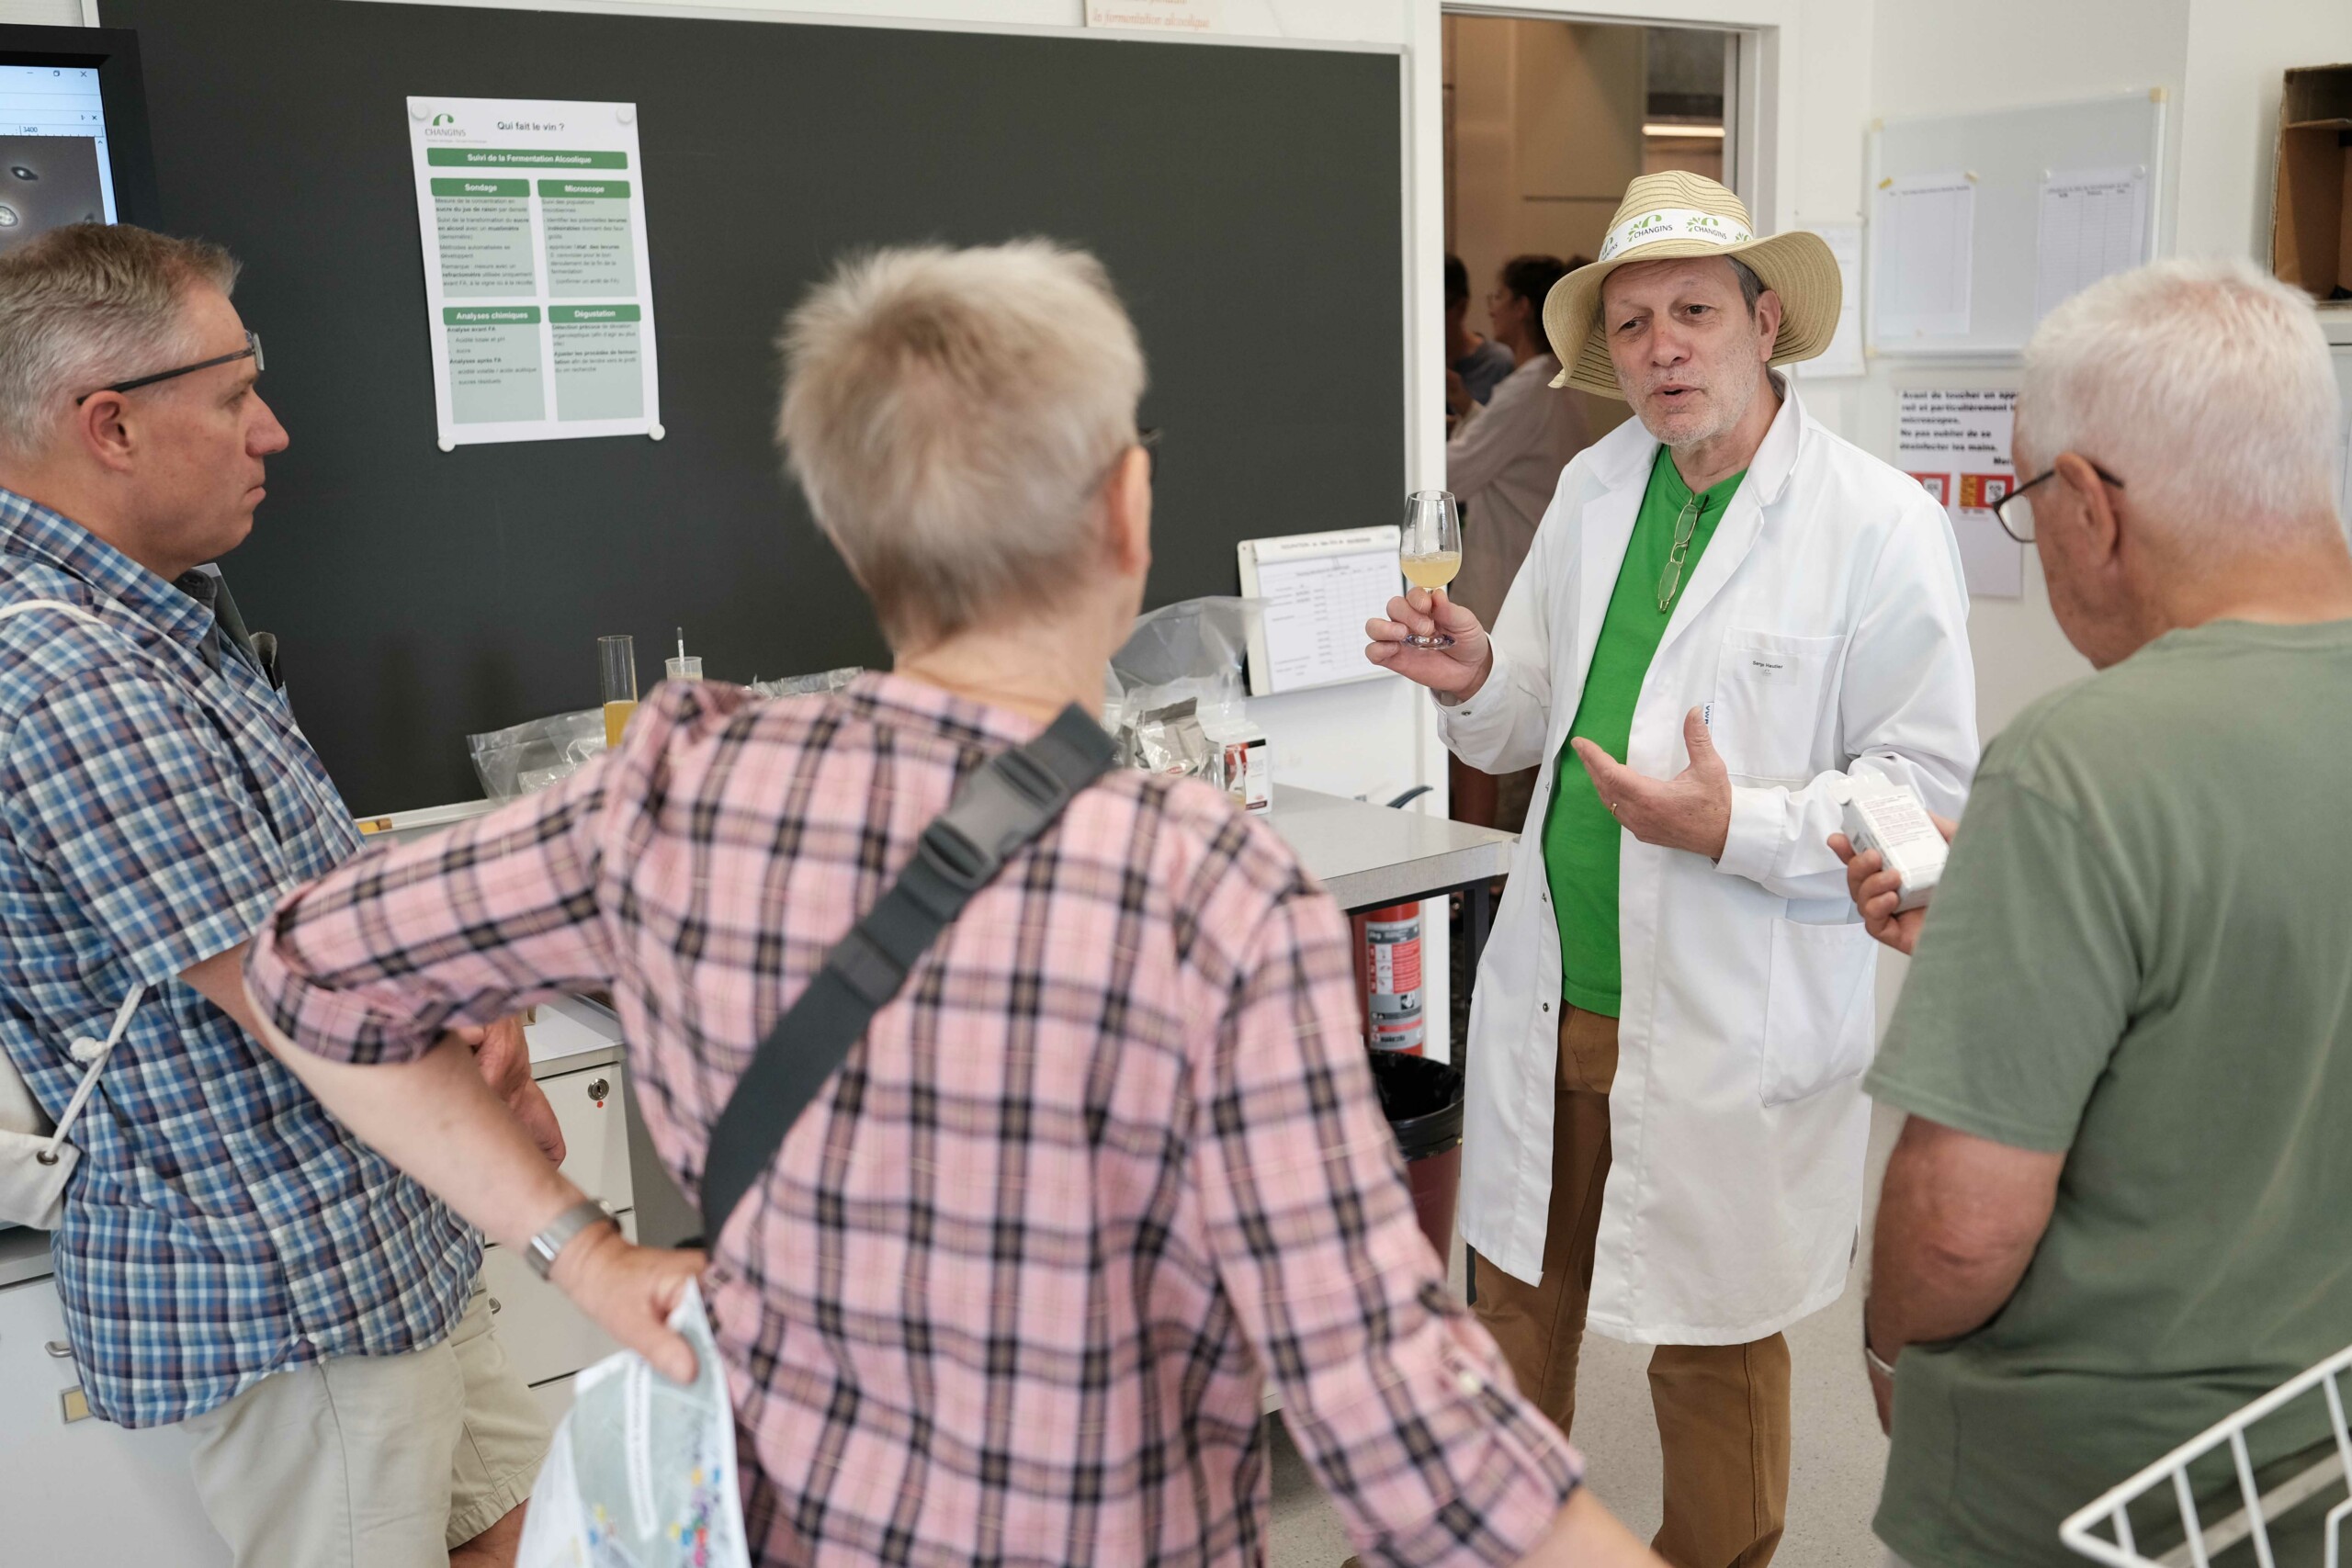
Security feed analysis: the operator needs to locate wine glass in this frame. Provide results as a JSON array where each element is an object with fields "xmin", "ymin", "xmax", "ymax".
[{"xmin": 1399, "ymin": 490, "xmax": 1463, "ymax": 649}]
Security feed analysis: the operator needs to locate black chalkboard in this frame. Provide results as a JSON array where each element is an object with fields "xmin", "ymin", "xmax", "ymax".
[{"xmin": 102, "ymin": 0, "xmax": 1403, "ymax": 812}]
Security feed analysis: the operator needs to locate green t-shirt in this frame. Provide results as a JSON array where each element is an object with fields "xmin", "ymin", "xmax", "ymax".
[
  {"xmin": 1867, "ymin": 620, "xmax": 2352, "ymax": 1568},
  {"xmin": 1543, "ymin": 446, "xmax": 1744, "ymax": 1016}
]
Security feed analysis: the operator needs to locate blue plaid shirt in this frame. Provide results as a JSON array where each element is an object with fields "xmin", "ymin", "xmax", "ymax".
[{"xmin": 0, "ymin": 489, "xmax": 477, "ymax": 1427}]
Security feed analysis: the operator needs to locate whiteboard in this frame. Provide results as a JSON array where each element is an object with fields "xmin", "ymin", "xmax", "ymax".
[{"xmin": 1869, "ymin": 91, "xmax": 2166, "ymax": 358}]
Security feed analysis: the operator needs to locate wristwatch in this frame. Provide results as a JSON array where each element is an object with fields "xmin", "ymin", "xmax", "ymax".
[{"xmin": 525, "ymin": 1197, "xmax": 617, "ymax": 1280}]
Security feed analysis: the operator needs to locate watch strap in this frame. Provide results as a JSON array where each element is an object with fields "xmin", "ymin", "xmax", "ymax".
[{"xmin": 526, "ymin": 1197, "xmax": 616, "ymax": 1280}]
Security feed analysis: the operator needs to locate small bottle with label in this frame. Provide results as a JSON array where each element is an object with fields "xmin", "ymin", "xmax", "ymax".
[{"xmin": 1202, "ymin": 712, "xmax": 1272, "ymax": 814}]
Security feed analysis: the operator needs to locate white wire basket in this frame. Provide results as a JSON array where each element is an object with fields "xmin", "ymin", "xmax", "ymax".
[{"xmin": 2062, "ymin": 1343, "xmax": 2352, "ymax": 1568}]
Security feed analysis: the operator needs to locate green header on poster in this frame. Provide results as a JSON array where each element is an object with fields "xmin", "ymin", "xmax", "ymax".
[
  {"xmin": 537, "ymin": 179, "xmax": 631, "ymax": 199},
  {"xmin": 427, "ymin": 148, "xmax": 628, "ymax": 169},
  {"xmin": 429, "ymin": 177, "xmax": 528, "ymax": 198},
  {"xmin": 550, "ymin": 305, "xmax": 643, "ymax": 323},
  {"xmin": 444, "ymin": 306, "xmax": 542, "ymax": 325}
]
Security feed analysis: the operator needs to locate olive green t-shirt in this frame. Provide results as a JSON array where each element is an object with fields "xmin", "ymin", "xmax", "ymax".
[
  {"xmin": 1866, "ymin": 619, "xmax": 2352, "ymax": 1568},
  {"xmin": 1543, "ymin": 446, "xmax": 1744, "ymax": 1015}
]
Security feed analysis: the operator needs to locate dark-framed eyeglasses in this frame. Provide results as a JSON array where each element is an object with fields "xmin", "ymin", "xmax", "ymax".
[
  {"xmin": 76, "ymin": 330, "xmax": 264, "ymax": 404},
  {"xmin": 1136, "ymin": 426, "xmax": 1161, "ymax": 481},
  {"xmin": 1991, "ymin": 458, "xmax": 2125, "ymax": 545}
]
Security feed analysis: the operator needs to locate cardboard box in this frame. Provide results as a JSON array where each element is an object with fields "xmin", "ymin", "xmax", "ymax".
[{"xmin": 2273, "ymin": 64, "xmax": 2352, "ymax": 302}]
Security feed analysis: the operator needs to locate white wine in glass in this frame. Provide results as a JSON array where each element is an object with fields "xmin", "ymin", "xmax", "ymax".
[{"xmin": 1400, "ymin": 490, "xmax": 1464, "ymax": 649}]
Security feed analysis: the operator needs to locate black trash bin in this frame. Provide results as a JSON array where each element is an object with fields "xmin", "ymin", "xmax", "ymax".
[{"xmin": 1367, "ymin": 1051, "xmax": 1464, "ymax": 1261}]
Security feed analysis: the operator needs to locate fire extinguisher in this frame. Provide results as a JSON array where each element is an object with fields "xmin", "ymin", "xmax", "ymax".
[{"xmin": 1351, "ymin": 901, "xmax": 1425, "ymax": 1055}]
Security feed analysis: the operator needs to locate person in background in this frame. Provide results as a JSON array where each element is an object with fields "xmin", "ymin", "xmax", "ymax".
[
  {"xmin": 241, "ymin": 240, "xmax": 1668, "ymax": 1568},
  {"xmin": 1449, "ymin": 251, "xmax": 1519, "ymax": 416},
  {"xmin": 0, "ymin": 224, "xmax": 560, "ymax": 1566},
  {"xmin": 1368, "ymin": 171, "xmax": 1978, "ymax": 1568},
  {"xmin": 1446, "ymin": 253, "xmax": 1591, "ymax": 829},
  {"xmin": 1839, "ymin": 259, "xmax": 2352, "ymax": 1568}
]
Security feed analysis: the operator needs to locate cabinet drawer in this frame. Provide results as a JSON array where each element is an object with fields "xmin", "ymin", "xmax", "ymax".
[
  {"xmin": 480, "ymin": 1211, "xmax": 637, "ymax": 1388},
  {"xmin": 544, "ymin": 1063, "xmax": 633, "ymax": 1207},
  {"xmin": 0, "ymin": 1279, "xmax": 226, "ymax": 1564}
]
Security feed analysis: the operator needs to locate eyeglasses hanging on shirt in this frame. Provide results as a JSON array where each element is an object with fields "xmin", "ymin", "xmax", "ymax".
[{"xmin": 1657, "ymin": 494, "xmax": 1707, "ymax": 614}]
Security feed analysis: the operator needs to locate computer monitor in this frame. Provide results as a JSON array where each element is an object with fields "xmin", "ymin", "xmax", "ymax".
[{"xmin": 0, "ymin": 25, "xmax": 160, "ymax": 253}]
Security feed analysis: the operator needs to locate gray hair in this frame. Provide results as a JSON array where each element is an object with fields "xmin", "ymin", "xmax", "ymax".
[
  {"xmin": 0, "ymin": 223, "xmax": 239, "ymax": 459},
  {"xmin": 1726, "ymin": 255, "xmax": 1764, "ymax": 315},
  {"xmin": 775, "ymin": 241, "xmax": 1147, "ymax": 646},
  {"xmin": 2018, "ymin": 258, "xmax": 2341, "ymax": 547}
]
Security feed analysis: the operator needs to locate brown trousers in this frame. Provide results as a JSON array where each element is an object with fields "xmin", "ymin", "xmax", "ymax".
[{"xmin": 1473, "ymin": 1008, "xmax": 1792, "ymax": 1568}]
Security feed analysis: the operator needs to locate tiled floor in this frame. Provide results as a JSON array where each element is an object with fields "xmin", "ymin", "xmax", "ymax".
[{"xmin": 1267, "ymin": 1102, "xmax": 1905, "ymax": 1568}]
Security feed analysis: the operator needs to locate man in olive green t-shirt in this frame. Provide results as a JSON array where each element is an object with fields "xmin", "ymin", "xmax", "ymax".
[{"xmin": 1841, "ymin": 259, "xmax": 2352, "ymax": 1568}]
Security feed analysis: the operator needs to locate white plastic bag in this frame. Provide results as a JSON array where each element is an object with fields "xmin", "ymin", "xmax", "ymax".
[{"xmin": 517, "ymin": 1280, "xmax": 751, "ymax": 1568}]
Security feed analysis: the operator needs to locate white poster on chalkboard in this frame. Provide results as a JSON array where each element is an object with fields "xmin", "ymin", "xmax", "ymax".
[
  {"xmin": 1896, "ymin": 389, "xmax": 2022, "ymax": 598},
  {"xmin": 1873, "ymin": 174, "xmax": 1975, "ymax": 344},
  {"xmin": 407, "ymin": 96, "xmax": 663, "ymax": 450}
]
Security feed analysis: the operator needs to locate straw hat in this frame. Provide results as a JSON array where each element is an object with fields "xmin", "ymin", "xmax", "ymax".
[{"xmin": 1543, "ymin": 171, "xmax": 1841, "ymax": 399}]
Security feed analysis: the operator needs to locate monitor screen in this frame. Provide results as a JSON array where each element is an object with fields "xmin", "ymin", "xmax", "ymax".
[{"xmin": 0, "ymin": 62, "xmax": 117, "ymax": 249}]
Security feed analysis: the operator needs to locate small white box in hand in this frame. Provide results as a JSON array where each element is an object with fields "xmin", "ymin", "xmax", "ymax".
[{"xmin": 1841, "ymin": 778, "xmax": 1948, "ymax": 913}]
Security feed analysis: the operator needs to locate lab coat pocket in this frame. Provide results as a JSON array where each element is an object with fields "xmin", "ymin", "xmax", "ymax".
[
  {"xmin": 1713, "ymin": 629, "xmax": 1846, "ymax": 784},
  {"xmin": 1759, "ymin": 917, "xmax": 1878, "ymax": 1107}
]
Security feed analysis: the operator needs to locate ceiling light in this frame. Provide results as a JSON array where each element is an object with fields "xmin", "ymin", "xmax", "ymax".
[
  {"xmin": 1642, "ymin": 123, "xmax": 1725, "ymax": 140},
  {"xmin": 0, "ymin": 206, "xmax": 18, "ymax": 228}
]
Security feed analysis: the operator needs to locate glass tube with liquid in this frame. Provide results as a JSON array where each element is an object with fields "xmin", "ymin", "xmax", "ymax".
[{"xmin": 599, "ymin": 635, "xmax": 639, "ymax": 750}]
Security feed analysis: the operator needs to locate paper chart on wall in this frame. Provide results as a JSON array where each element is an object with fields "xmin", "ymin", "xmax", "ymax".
[
  {"xmin": 1792, "ymin": 221, "xmax": 1864, "ymax": 378},
  {"xmin": 407, "ymin": 96, "xmax": 662, "ymax": 449},
  {"xmin": 2033, "ymin": 165, "xmax": 2149, "ymax": 321},
  {"xmin": 1895, "ymin": 389, "xmax": 2021, "ymax": 598},
  {"xmin": 1872, "ymin": 174, "xmax": 1974, "ymax": 344},
  {"xmin": 1238, "ymin": 527, "xmax": 1401, "ymax": 696}
]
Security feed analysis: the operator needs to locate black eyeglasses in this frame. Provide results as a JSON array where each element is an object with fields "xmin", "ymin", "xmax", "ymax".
[
  {"xmin": 1137, "ymin": 426, "xmax": 1161, "ymax": 480},
  {"xmin": 1992, "ymin": 458, "xmax": 2124, "ymax": 545},
  {"xmin": 76, "ymin": 329, "xmax": 264, "ymax": 404}
]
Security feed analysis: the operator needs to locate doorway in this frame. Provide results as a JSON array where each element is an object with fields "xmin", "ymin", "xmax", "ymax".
[{"xmin": 1442, "ymin": 14, "xmax": 1741, "ymax": 440}]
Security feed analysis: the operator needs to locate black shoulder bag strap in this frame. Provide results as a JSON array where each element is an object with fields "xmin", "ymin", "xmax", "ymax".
[{"xmin": 697, "ymin": 703, "xmax": 1116, "ymax": 1243}]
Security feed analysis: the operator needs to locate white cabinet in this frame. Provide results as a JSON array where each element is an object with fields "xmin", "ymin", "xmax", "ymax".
[
  {"xmin": 481, "ymin": 1211, "xmax": 638, "ymax": 1388},
  {"xmin": 540, "ymin": 1062, "xmax": 632, "ymax": 1210},
  {"xmin": 0, "ymin": 1273, "xmax": 228, "ymax": 1565},
  {"xmin": 0, "ymin": 1000, "xmax": 639, "ymax": 1562}
]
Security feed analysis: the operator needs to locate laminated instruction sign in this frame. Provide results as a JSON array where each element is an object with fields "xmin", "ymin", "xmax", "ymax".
[
  {"xmin": 407, "ymin": 96, "xmax": 662, "ymax": 448},
  {"xmin": 1895, "ymin": 389, "xmax": 2021, "ymax": 599}
]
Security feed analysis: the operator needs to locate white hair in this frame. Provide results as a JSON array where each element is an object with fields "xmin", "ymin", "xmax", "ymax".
[
  {"xmin": 0, "ymin": 223, "xmax": 238, "ymax": 459},
  {"xmin": 2018, "ymin": 257, "xmax": 2342, "ymax": 547},
  {"xmin": 775, "ymin": 241, "xmax": 1146, "ymax": 645}
]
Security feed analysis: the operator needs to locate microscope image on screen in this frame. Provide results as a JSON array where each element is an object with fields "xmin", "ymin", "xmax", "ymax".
[{"xmin": 0, "ymin": 136, "xmax": 107, "ymax": 253}]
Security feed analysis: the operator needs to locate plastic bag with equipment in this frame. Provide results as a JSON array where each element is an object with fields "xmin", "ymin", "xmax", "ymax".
[
  {"xmin": 516, "ymin": 1280, "xmax": 749, "ymax": 1568},
  {"xmin": 467, "ymin": 709, "xmax": 608, "ymax": 800},
  {"xmin": 1107, "ymin": 598, "xmax": 1264, "ymax": 785},
  {"xmin": 1128, "ymin": 695, "xmax": 1211, "ymax": 779},
  {"xmin": 746, "ymin": 666, "xmax": 862, "ymax": 700}
]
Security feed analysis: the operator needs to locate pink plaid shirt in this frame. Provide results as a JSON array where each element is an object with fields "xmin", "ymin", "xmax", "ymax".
[{"xmin": 247, "ymin": 673, "xmax": 1579, "ymax": 1568}]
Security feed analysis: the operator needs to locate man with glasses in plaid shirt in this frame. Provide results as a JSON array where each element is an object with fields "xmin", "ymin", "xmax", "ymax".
[
  {"xmin": 243, "ymin": 240, "xmax": 1668, "ymax": 1568},
  {"xmin": 0, "ymin": 223, "xmax": 562, "ymax": 1567}
]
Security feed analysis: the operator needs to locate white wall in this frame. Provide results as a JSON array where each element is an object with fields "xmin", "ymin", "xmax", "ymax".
[{"xmin": 4, "ymin": 0, "xmax": 79, "ymax": 23}]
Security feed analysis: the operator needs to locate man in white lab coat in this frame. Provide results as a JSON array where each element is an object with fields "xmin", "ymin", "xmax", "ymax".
[{"xmin": 1367, "ymin": 172, "xmax": 1979, "ymax": 1568}]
